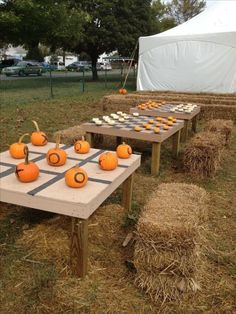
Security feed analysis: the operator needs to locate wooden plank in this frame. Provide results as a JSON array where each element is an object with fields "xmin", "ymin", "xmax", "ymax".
[
  {"xmin": 151, "ymin": 142, "xmax": 161, "ymax": 176},
  {"xmin": 192, "ymin": 114, "xmax": 198, "ymax": 133},
  {"xmin": 172, "ymin": 130, "xmax": 181, "ymax": 158},
  {"xmin": 116, "ymin": 136, "xmax": 122, "ymax": 146},
  {"xmin": 181, "ymin": 120, "xmax": 190, "ymax": 142},
  {"xmin": 86, "ymin": 132, "xmax": 94, "ymax": 147},
  {"xmin": 70, "ymin": 218, "xmax": 88, "ymax": 278},
  {"xmin": 122, "ymin": 174, "xmax": 134, "ymax": 211}
]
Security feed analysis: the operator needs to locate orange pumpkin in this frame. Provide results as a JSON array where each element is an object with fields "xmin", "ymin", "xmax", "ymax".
[
  {"xmin": 74, "ymin": 136, "xmax": 90, "ymax": 154},
  {"xmin": 99, "ymin": 152, "xmax": 118, "ymax": 171},
  {"xmin": 31, "ymin": 120, "xmax": 48, "ymax": 146},
  {"xmin": 15, "ymin": 146, "xmax": 39, "ymax": 182},
  {"xmin": 119, "ymin": 88, "xmax": 127, "ymax": 95},
  {"xmin": 46, "ymin": 135, "xmax": 67, "ymax": 166},
  {"xmin": 154, "ymin": 127, "xmax": 160, "ymax": 133},
  {"xmin": 116, "ymin": 142, "xmax": 132, "ymax": 159},
  {"xmin": 65, "ymin": 166, "xmax": 88, "ymax": 188},
  {"xmin": 9, "ymin": 133, "xmax": 29, "ymax": 159}
]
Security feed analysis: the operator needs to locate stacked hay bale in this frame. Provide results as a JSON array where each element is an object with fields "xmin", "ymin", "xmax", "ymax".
[
  {"xmin": 205, "ymin": 119, "xmax": 234, "ymax": 146},
  {"xmin": 183, "ymin": 131, "xmax": 224, "ymax": 177},
  {"xmin": 134, "ymin": 183, "xmax": 208, "ymax": 303},
  {"xmin": 53, "ymin": 125, "xmax": 85, "ymax": 145}
]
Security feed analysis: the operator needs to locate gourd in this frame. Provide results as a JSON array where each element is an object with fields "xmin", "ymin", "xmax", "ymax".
[
  {"xmin": 74, "ymin": 136, "xmax": 90, "ymax": 154},
  {"xmin": 31, "ymin": 120, "xmax": 48, "ymax": 146},
  {"xmin": 99, "ymin": 152, "xmax": 118, "ymax": 170},
  {"xmin": 116, "ymin": 142, "xmax": 132, "ymax": 159},
  {"xmin": 9, "ymin": 133, "xmax": 29, "ymax": 159},
  {"xmin": 119, "ymin": 88, "xmax": 127, "ymax": 95},
  {"xmin": 15, "ymin": 146, "xmax": 39, "ymax": 182},
  {"xmin": 46, "ymin": 135, "xmax": 67, "ymax": 166},
  {"xmin": 65, "ymin": 166, "xmax": 88, "ymax": 188}
]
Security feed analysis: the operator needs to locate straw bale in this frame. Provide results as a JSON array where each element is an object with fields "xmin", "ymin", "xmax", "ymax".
[
  {"xmin": 134, "ymin": 183, "xmax": 208, "ymax": 302},
  {"xmin": 205, "ymin": 119, "xmax": 234, "ymax": 145},
  {"xmin": 183, "ymin": 131, "xmax": 224, "ymax": 178},
  {"xmin": 200, "ymin": 105, "xmax": 236, "ymax": 122},
  {"xmin": 53, "ymin": 125, "xmax": 85, "ymax": 145}
]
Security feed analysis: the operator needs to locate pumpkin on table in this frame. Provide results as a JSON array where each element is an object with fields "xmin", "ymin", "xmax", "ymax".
[
  {"xmin": 116, "ymin": 142, "xmax": 132, "ymax": 159},
  {"xmin": 9, "ymin": 133, "xmax": 29, "ymax": 159},
  {"xmin": 99, "ymin": 152, "xmax": 118, "ymax": 171},
  {"xmin": 15, "ymin": 146, "xmax": 39, "ymax": 182},
  {"xmin": 46, "ymin": 134, "xmax": 67, "ymax": 166},
  {"xmin": 65, "ymin": 166, "xmax": 88, "ymax": 188},
  {"xmin": 74, "ymin": 136, "xmax": 90, "ymax": 154},
  {"xmin": 31, "ymin": 120, "xmax": 48, "ymax": 146}
]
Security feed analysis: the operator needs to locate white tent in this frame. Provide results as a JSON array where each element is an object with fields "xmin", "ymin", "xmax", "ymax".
[{"xmin": 137, "ymin": 1, "xmax": 236, "ymax": 93}]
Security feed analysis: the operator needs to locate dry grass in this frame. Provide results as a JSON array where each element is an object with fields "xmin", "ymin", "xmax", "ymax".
[
  {"xmin": 183, "ymin": 132, "xmax": 224, "ymax": 178},
  {"xmin": 205, "ymin": 119, "xmax": 234, "ymax": 145}
]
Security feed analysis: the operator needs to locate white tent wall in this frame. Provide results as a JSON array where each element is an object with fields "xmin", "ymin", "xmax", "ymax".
[{"xmin": 137, "ymin": 1, "xmax": 236, "ymax": 93}]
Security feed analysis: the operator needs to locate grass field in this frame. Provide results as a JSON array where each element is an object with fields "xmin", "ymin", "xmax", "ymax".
[{"xmin": 0, "ymin": 80, "xmax": 235, "ymax": 313}]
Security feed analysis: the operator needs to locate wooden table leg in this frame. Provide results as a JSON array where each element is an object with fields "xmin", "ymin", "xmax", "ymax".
[
  {"xmin": 122, "ymin": 174, "xmax": 134, "ymax": 212},
  {"xmin": 86, "ymin": 132, "xmax": 94, "ymax": 147},
  {"xmin": 116, "ymin": 136, "xmax": 122, "ymax": 146},
  {"xmin": 192, "ymin": 115, "xmax": 198, "ymax": 133},
  {"xmin": 172, "ymin": 130, "xmax": 181, "ymax": 158},
  {"xmin": 181, "ymin": 120, "xmax": 190, "ymax": 142},
  {"xmin": 70, "ymin": 218, "xmax": 88, "ymax": 278},
  {"xmin": 151, "ymin": 142, "xmax": 161, "ymax": 176}
]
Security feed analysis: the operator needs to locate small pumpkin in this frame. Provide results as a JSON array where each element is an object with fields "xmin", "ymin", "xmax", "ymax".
[
  {"xmin": 65, "ymin": 166, "xmax": 88, "ymax": 188},
  {"xmin": 99, "ymin": 152, "xmax": 118, "ymax": 171},
  {"xmin": 119, "ymin": 88, "xmax": 127, "ymax": 95},
  {"xmin": 74, "ymin": 136, "xmax": 90, "ymax": 154},
  {"xmin": 9, "ymin": 133, "xmax": 29, "ymax": 159},
  {"xmin": 154, "ymin": 127, "xmax": 160, "ymax": 133},
  {"xmin": 134, "ymin": 126, "xmax": 142, "ymax": 132},
  {"xmin": 146, "ymin": 124, "xmax": 152, "ymax": 130},
  {"xmin": 15, "ymin": 146, "xmax": 39, "ymax": 182},
  {"xmin": 31, "ymin": 120, "xmax": 48, "ymax": 146},
  {"xmin": 163, "ymin": 125, "xmax": 169, "ymax": 130},
  {"xmin": 46, "ymin": 135, "xmax": 67, "ymax": 166},
  {"xmin": 116, "ymin": 142, "xmax": 132, "ymax": 159}
]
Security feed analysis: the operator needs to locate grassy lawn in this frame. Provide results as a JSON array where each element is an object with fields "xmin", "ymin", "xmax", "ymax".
[{"xmin": 0, "ymin": 80, "xmax": 235, "ymax": 313}]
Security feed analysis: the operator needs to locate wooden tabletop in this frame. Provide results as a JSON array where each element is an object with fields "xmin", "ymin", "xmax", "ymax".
[
  {"xmin": 82, "ymin": 115, "xmax": 184, "ymax": 143},
  {"xmin": 130, "ymin": 104, "xmax": 200, "ymax": 120},
  {"xmin": 0, "ymin": 143, "xmax": 141, "ymax": 219}
]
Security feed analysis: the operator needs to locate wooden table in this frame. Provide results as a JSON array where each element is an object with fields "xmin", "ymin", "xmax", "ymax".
[
  {"xmin": 0, "ymin": 143, "xmax": 140, "ymax": 277},
  {"xmin": 130, "ymin": 104, "xmax": 200, "ymax": 141},
  {"xmin": 82, "ymin": 115, "xmax": 184, "ymax": 176}
]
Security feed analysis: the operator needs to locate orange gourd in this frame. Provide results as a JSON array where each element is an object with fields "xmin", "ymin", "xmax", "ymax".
[
  {"xmin": 15, "ymin": 146, "xmax": 39, "ymax": 182},
  {"xmin": 116, "ymin": 142, "xmax": 132, "ymax": 159},
  {"xmin": 9, "ymin": 133, "xmax": 29, "ymax": 159},
  {"xmin": 74, "ymin": 136, "xmax": 90, "ymax": 154},
  {"xmin": 46, "ymin": 135, "xmax": 67, "ymax": 166},
  {"xmin": 119, "ymin": 88, "xmax": 127, "ymax": 95},
  {"xmin": 31, "ymin": 120, "xmax": 48, "ymax": 146},
  {"xmin": 65, "ymin": 166, "xmax": 88, "ymax": 188},
  {"xmin": 99, "ymin": 152, "xmax": 118, "ymax": 171}
]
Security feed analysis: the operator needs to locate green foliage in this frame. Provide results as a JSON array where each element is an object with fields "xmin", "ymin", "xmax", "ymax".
[
  {"xmin": 166, "ymin": 0, "xmax": 206, "ymax": 24},
  {"xmin": 151, "ymin": 0, "xmax": 176, "ymax": 33}
]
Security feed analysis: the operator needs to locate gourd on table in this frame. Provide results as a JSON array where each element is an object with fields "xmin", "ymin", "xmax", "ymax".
[
  {"xmin": 31, "ymin": 120, "xmax": 48, "ymax": 146},
  {"xmin": 99, "ymin": 152, "xmax": 118, "ymax": 170},
  {"xmin": 46, "ymin": 134, "xmax": 67, "ymax": 166},
  {"xmin": 116, "ymin": 142, "xmax": 132, "ymax": 159},
  {"xmin": 74, "ymin": 136, "xmax": 90, "ymax": 154},
  {"xmin": 15, "ymin": 146, "xmax": 39, "ymax": 182},
  {"xmin": 65, "ymin": 166, "xmax": 88, "ymax": 188},
  {"xmin": 9, "ymin": 133, "xmax": 29, "ymax": 159}
]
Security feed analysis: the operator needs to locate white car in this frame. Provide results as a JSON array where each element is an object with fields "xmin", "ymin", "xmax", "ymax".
[{"xmin": 97, "ymin": 62, "xmax": 112, "ymax": 71}]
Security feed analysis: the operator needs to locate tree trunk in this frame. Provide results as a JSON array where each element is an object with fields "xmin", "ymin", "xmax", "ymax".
[{"xmin": 91, "ymin": 55, "xmax": 98, "ymax": 81}]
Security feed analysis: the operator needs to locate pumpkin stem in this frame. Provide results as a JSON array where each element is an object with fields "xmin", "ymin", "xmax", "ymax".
[
  {"xmin": 122, "ymin": 142, "xmax": 126, "ymax": 145},
  {"xmin": 32, "ymin": 120, "xmax": 40, "ymax": 132},
  {"xmin": 56, "ymin": 134, "xmax": 60, "ymax": 149},
  {"xmin": 18, "ymin": 133, "xmax": 29, "ymax": 144},
  {"xmin": 24, "ymin": 146, "xmax": 29, "ymax": 165},
  {"xmin": 81, "ymin": 136, "xmax": 85, "ymax": 141}
]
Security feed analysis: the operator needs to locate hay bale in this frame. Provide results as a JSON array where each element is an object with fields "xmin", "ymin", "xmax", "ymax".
[
  {"xmin": 205, "ymin": 119, "xmax": 234, "ymax": 145},
  {"xmin": 53, "ymin": 125, "xmax": 85, "ymax": 146},
  {"xmin": 183, "ymin": 132, "xmax": 224, "ymax": 178},
  {"xmin": 134, "ymin": 183, "xmax": 208, "ymax": 303}
]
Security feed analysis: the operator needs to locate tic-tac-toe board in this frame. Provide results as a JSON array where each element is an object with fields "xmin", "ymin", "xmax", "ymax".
[
  {"xmin": 82, "ymin": 115, "xmax": 184, "ymax": 142},
  {"xmin": 0, "ymin": 143, "xmax": 140, "ymax": 219},
  {"xmin": 130, "ymin": 104, "xmax": 200, "ymax": 120}
]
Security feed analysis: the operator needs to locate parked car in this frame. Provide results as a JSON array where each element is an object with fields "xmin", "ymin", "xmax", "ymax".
[
  {"xmin": 2, "ymin": 61, "xmax": 43, "ymax": 76},
  {"xmin": 66, "ymin": 61, "xmax": 91, "ymax": 72},
  {"xmin": 96, "ymin": 62, "xmax": 112, "ymax": 71},
  {"xmin": 50, "ymin": 61, "xmax": 66, "ymax": 71},
  {"xmin": 0, "ymin": 59, "xmax": 20, "ymax": 73}
]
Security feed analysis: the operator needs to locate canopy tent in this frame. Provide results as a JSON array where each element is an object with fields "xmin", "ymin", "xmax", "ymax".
[{"xmin": 137, "ymin": 1, "xmax": 236, "ymax": 93}]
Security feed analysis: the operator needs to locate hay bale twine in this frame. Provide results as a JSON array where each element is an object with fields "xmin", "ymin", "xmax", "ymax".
[
  {"xmin": 183, "ymin": 131, "xmax": 224, "ymax": 178},
  {"xmin": 134, "ymin": 183, "xmax": 208, "ymax": 303},
  {"xmin": 205, "ymin": 119, "xmax": 234, "ymax": 145}
]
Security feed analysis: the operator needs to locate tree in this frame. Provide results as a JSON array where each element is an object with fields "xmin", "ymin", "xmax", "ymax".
[
  {"xmin": 167, "ymin": 0, "xmax": 206, "ymax": 24},
  {"xmin": 151, "ymin": 0, "xmax": 176, "ymax": 34}
]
